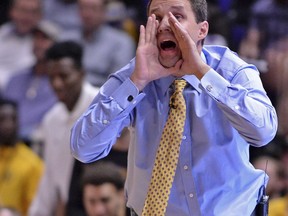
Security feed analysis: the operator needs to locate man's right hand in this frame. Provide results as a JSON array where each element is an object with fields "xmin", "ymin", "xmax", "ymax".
[{"xmin": 130, "ymin": 14, "xmax": 182, "ymax": 91}]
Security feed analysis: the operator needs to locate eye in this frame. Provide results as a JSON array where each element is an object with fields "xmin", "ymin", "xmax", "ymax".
[
  {"xmin": 174, "ymin": 14, "xmax": 183, "ymax": 20},
  {"xmin": 155, "ymin": 15, "xmax": 162, "ymax": 22}
]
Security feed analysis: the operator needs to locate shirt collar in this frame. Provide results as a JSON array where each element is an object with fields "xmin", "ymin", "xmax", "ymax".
[{"xmin": 156, "ymin": 51, "xmax": 206, "ymax": 95}]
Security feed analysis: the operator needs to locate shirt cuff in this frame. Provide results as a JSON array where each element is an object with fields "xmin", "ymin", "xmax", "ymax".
[
  {"xmin": 200, "ymin": 69, "xmax": 230, "ymax": 101},
  {"xmin": 111, "ymin": 78, "xmax": 144, "ymax": 109}
]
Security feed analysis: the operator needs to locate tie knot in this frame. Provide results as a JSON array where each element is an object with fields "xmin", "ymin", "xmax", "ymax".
[{"xmin": 173, "ymin": 79, "xmax": 187, "ymax": 93}]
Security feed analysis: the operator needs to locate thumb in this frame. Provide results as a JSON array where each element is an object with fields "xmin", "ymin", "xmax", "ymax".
[{"xmin": 169, "ymin": 59, "xmax": 183, "ymax": 76}]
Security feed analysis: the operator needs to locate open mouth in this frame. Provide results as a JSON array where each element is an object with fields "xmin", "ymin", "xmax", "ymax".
[{"xmin": 160, "ymin": 40, "xmax": 176, "ymax": 51}]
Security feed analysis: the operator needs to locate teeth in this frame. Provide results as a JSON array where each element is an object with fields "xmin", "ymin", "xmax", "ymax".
[{"xmin": 162, "ymin": 39, "xmax": 173, "ymax": 42}]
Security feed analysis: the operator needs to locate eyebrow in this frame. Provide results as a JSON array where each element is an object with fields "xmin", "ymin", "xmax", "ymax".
[{"xmin": 150, "ymin": 5, "xmax": 185, "ymax": 14}]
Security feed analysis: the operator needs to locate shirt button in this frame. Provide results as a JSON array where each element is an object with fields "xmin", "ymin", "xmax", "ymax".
[
  {"xmin": 206, "ymin": 85, "xmax": 213, "ymax": 92},
  {"xmin": 127, "ymin": 95, "xmax": 134, "ymax": 102},
  {"xmin": 184, "ymin": 165, "xmax": 188, "ymax": 170},
  {"xmin": 189, "ymin": 193, "xmax": 194, "ymax": 198},
  {"xmin": 234, "ymin": 105, "xmax": 240, "ymax": 110},
  {"xmin": 182, "ymin": 135, "xmax": 186, "ymax": 140},
  {"xmin": 102, "ymin": 119, "xmax": 109, "ymax": 124}
]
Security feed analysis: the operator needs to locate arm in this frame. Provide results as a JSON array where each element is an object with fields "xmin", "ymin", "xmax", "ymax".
[
  {"xmin": 239, "ymin": 28, "xmax": 261, "ymax": 59},
  {"xmin": 71, "ymin": 14, "xmax": 181, "ymax": 163},
  {"xmin": 168, "ymin": 12, "xmax": 277, "ymax": 146},
  {"xmin": 70, "ymin": 75, "xmax": 144, "ymax": 163},
  {"xmin": 201, "ymin": 66, "xmax": 278, "ymax": 147}
]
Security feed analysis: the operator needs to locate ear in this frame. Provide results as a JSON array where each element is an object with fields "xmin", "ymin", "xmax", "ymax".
[{"xmin": 198, "ymin": 21, "xmax": 209, "ymax": 41}]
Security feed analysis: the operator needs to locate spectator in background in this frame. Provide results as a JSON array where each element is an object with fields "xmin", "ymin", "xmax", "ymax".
[
  {"xmin": 3, "ymin": 20, "xmax": 59, "ymax": 146},
  {"xmin": 0, "ymin": 0, "xmax": 42, "ymax": 91},
  {"xmin": 239, "ymin": 0, "xmax": 288, "ymax": 60},
  {"xmin": 105, "ymin": 0, "xmax": 138, "ymax": 42},
  {"xmin": 61, "ymin": 0, "xmax": 135, "ymax": 87},
  {"xmin": 29, "ymin": 41, "xmax": 99, "ymax": 216},
  {"xmin": 252, "ymin": 155, "xmax": 285, "ymax": 200},
  {"xmin": 266, "ymin": 136, "xmax": 288, "ymax": 215},
  {"xmin": 0, "ymin": 98, "xmax": 43, "ymax": 216},
  {"xmin": 272, "ymin": 51, "xmax": 288, "ymax": 140},
  {"xmin": 0, "ymin": 0, "xmax": 10, "ymax": 26},
  {"xmin": 81, "ymin": 162, "xmax": 127, "ymax": 216},
  {"xmin": 240, "ymin": 0, "xmax": 288, "ymax": 141},
  {"xmin": 238, "ymin": 0, "xmax": 288, "ymax": 106},
  {"xmin": 276, "ymin": 136, "xmax": 288, "ymax": 194},
  {"xmin": 66, "ymin": 127, "xmax": 131, "ymax": 216},
  {"xmin": 0, "ymin": 207, "xmax": 20, "ymax": 216},
  {"xmin": 42, "ymin": 0, "xmax": 81, "ymax": 32},
  {"xmin": 121, "ymin": 0, "xmax": 147, "ymax": 26},
  {"xmin": 204, "ymin": 3, "xmax": 228, "ymax": 46},
  {"xmin": 269, "ymin": 195, "xmax": 288, "ymax": 216},
  {"xmin": 228, "ymin": 0, "xmax": 257, "ymax": 51},
  {"xmin": 111, "ymin": 0, "xmax": 148, "ymax": 40}
]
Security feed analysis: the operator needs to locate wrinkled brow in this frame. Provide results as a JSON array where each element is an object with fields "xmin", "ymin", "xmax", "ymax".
[{"xmin": 150, "ymin": 5, "xmax": 185, "ymax": 14}]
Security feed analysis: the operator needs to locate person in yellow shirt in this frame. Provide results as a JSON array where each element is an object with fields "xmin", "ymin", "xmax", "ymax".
[
  {"xmin": 269, "ymin": 195, "xmax": 288, "ymax": 216},
  {"xmin": 0, "ymin": 98, "xmax": 43, "ymax": 216}
]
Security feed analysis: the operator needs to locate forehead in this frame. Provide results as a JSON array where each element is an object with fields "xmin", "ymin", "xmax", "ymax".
[
  {"xmin": 48, "ymin": 58, "xmax": 75, "ymax": 69},
  {"xmin": 149, "ymin": 0, "xmax": 192, "ymax": 14},
  {"xmin": 78, "ymin": 0, "xmax": 104, "ymax": 6},
  {"xmin": 84, "ymin": 183, "xmax": 118, "ymax": 197}
]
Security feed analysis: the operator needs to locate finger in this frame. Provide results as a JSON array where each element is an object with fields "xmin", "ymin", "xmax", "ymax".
[
  {"xmin": 168, "ymin": 12, "xmax": 182, "ymax": 40},
  {"xmin": 146, "ymin": 14, "xmax": 158, "ymax": 43},
  {"xmin": 174, "ymin": 59, "xmax": 183, "ymax": 69},
  {"xmin": 145, "ymin": 15, "xmax": 154, "ymax": 43},
  {"xmin": 168, "ymin": 12, "xmax": 189, "ymax": 42},
  {"xmin": 138, "ymin": 25, "xmax": 145, "ymax": 47},
  {"xmin": 168, "ymin": 59, "xmax": 183, "ymax": 77},
  {"xmin": 150, "ymin": 14, "xmax": 159, "ymax": 46},
  {"xmin": 173, "ymin": 59, "xmax": 183, "ymax": 73}
]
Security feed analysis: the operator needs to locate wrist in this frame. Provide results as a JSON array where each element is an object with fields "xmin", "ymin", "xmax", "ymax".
[
  {"xmin": 130, "ymin": 73, "xmax": 149, "ymax": 91},
  {"xmin": 195, "ymin": 64, "xmax": 211, "ymax": 80}
]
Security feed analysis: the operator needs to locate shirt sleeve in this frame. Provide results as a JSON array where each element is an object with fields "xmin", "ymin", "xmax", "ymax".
[
  {"xmin": 70, "ymin": 76, "xmax": 145, "ymax": 163},
  {"xmin": 200, "ymin": 67, "xmax": 278, "ymax": 146}
]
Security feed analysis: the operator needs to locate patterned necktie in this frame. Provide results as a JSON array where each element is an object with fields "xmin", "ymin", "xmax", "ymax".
[{"xmin": 142, "ymin": 79, "xmax": 187, "ymax": 216}]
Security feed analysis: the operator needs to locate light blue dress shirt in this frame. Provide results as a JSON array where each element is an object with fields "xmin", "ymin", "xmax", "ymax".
[{"xmin": 70, "ymin": 45, "xmax": 278, "ymax": 216}]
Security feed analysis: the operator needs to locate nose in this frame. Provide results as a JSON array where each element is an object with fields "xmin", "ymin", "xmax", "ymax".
[
  {"xmin": 158, "ymin": 16, "xmax": 171, "ymax": 33},
  {"xmin": 92, "ymin": 203, "xmax": 106, "ymax": 216},
  {"xmin": 50, "ymin": 76, "xmax": 63, "ymax": 91}
]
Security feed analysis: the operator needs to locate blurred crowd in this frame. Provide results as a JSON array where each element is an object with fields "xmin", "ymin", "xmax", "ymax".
[{"xmin": 0, "ymin": 0, "xmax": 288, "ymax": 215}]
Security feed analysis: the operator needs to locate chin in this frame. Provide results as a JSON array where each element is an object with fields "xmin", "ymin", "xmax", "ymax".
[{"xmin": 159, "ymin": 56, "xmax": 180, "ymax": 68}]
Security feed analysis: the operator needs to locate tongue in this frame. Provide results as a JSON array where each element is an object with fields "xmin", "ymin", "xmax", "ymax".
[{"xmin": 163, "ymin": 47, "xmax": 175, "ymax": 51}]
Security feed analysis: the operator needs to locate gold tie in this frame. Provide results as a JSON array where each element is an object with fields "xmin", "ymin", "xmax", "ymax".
[{"xmin": 142, "ymin": 79, "xmax": 187, "ymax": 216}]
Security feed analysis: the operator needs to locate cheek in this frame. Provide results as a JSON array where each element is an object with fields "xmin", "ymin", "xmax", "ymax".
[
  {"xmin": 182, "ymin": 22, "xmax": 203, "ymax": 41},
  {"xmin": 65, "ymin": 73, "xmax": 81, "ymax": 87},
  {"xmin": 186, "ymin": 28, "xmax": 200, "ymax": 42}
]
